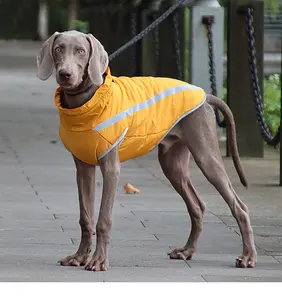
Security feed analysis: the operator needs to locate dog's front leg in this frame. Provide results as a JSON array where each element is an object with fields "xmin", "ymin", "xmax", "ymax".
[
  {"xmin": 59, "ymin": 156, "xmax": 95, "ymax": 267},
  {"xmin": 85, "ymin": 146, "xmax": 120, "ymax": 272}
]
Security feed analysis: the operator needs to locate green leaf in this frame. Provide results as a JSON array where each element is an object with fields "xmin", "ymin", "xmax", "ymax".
[{"xmin": 264, "ymin": 74, "xmax": 281, "ymax": 134}]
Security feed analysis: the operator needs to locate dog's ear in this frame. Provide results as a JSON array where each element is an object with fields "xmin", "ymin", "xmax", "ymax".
[
  {"xmin": 86, "ymin": 33, "xmax": 109, "ymax": 86},
  {"xmin": 36, "ymin": 32, "xmax": 60, "ymax": 80}
]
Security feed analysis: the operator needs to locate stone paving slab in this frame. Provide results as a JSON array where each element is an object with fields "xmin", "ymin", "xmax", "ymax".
[
  {"xmin": 0, "ymin": 266, "xmax": 205, "ymax": 282},
  {"xmin": 202, "ymin": 275, "xmax": 282, "ymax": 282},
  {"xmin": 254, "ymin": 236, "xmax": 282, "ymax": 253},
  {"xmin": 0, "ymin": 234, "xmax": 72, "ymax": 245}
]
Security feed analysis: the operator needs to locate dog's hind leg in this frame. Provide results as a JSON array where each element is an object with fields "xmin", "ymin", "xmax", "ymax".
[
  {"xmin": 158, "ymin": 139, "xmax": 206, "ymax": 260},
  {"xmin": 179, "ymin": 103, "xmax": 257, "ymax": 268}
]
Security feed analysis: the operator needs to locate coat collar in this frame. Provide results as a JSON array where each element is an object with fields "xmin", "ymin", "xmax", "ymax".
[{"xmin": 54, "ymin": 67, "xmax": 113, "ymax": 117}]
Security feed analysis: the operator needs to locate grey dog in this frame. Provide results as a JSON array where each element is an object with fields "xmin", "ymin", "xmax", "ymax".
[{"xmin": 36, "ymin": 30, "xmax": 257, "ymax": 271}]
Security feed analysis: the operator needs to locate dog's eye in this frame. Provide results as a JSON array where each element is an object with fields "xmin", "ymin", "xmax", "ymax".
[
  {"xmin": 54, "ymin": 47, "xmax": 61, "ymax": 53},
  {"xmin": 78, "ymin": 49, "xmax": 86, "ymax": 55}
]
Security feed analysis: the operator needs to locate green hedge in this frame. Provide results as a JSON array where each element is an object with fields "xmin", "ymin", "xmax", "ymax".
[
  {"xmin": 222, "ymin": 74, "xmax": 281, "ymax": 135},
  {"xmin": 264, "ymin": 74, "xmax": 281, "ymax": 135}
]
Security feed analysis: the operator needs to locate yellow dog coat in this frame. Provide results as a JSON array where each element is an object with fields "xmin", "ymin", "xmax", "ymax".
[{"xmin": 54, "ymin": 68, "xmax": 206, "ymax": 165}]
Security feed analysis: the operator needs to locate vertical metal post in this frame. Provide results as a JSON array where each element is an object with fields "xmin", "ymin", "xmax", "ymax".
[
  {"xmin": 189, "ymin": 0, "xmax": 225, "ymax": 145},
  {"xmin": 227, "ymin": 0, "xmax": 264, "ymax": 157},
  {"xmin": 189, "ymin": 0, "xmax": 224, "ymax": 98}
]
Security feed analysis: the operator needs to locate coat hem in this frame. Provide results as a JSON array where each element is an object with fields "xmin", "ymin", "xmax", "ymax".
[
  {"xmin": 98, "ymin": 127, "xmax": 129, "ymax": 161},
  {"xmin": 158, "ymin": 94, "xmax": 207, "ymax": 145}
]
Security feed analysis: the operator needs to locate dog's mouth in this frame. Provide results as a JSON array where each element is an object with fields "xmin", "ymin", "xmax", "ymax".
[
  {"xmin": 59, "ymin": 81, "xmax": 75, "ymax": 89},
  {"xmin": 58, "ymin": 79, "xmax": 80, "ymax": 90},
  {"xmin": 59, "ymin": 79, "xmax": 84, "ymax": 93}
]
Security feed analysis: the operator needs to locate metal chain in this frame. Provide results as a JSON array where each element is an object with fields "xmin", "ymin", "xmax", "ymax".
[
  {"xmin": 131, "ymin": 10, "xmax": 137, "ymax": 76},
  {"xmin": 109, "ymin": 0, "xmax": 186, "ymax": 61},
  {"xmin": 172, "ymin": 9, "xmax": 183, "ymax": 80},
  {"xmin": 203, "ymin": 16, "xmax": 226, "ymax": 128},
  {"xmin": 246, "ymin": 8, "xmax": 280, "ymax": 146},
  {"xmin": 152, "ymin": 12, "xmax": 160, "ymax": 76}
]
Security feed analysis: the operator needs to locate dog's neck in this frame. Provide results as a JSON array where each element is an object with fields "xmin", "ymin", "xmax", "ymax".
[{"xmin": 60, "ymin": 76, "xmax": 100, "ymax": 109}]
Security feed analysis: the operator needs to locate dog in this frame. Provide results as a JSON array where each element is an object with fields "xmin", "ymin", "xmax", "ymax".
[{"xmin": 36, "ymin": 30, "xmax": 257, "ymax": 271}]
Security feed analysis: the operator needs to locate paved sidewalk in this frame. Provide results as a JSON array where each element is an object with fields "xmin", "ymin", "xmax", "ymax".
[{"xmin": 0, "ymin": 66, "xmax": 282, "ymax": 282}]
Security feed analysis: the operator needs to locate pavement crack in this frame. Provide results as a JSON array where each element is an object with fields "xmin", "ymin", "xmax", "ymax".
[
  {"xmin": 271, "ymin": 255, "xmax": 281, "ymax": 263},
  {"xmin": 184, "ymin": 260, "xmax": 192, "ymax": 268},
  {"xmin": 210, "ymin": 211, "xmax": 239, "ymax": 233},
  {"xmin": 0, "ymin": 131, "xmax": 49, "ymax": 212},
  {"xmin": 140, "ymin": 221, "xmax": 146, "ymax": 228},
  {"xmin": 213, "ymin": 213, "xmax": 264, "ymax": 253}
]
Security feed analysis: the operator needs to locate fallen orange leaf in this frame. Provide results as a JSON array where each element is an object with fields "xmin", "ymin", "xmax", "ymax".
[{"xmin": 123, "ymin": 183, "xmax": 140, "ymax": 194}]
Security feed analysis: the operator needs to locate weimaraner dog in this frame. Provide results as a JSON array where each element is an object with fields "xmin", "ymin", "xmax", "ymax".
[{"xmin": 36, "ymin": 30, "xmax": 257, "ymax": 271}]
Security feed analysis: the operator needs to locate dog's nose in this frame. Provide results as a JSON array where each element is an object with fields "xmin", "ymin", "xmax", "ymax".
[{"xmin": 59, "ymin": 69, "xmax": 72, "ymax": 79}]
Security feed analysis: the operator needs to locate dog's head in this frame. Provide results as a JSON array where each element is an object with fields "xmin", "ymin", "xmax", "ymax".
[{"xmin": 36, "ymin": 30, "xmax": 109, "ymax": 90}]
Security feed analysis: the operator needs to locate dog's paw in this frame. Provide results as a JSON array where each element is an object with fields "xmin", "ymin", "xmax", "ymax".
[
  {"xmin": 85, "ymin": 253, "xmax": 109, "ymax": 271},
  {"xmin": 168, "ymin": 247, "xmax": 195, "ymax": 260},
  {"xmin": 236, "ymin": 254, "xmax": 257, "ymax": 268},
  {"xmin": 58, "ymin": 253, "xmax": 90, "ymax": 267}
]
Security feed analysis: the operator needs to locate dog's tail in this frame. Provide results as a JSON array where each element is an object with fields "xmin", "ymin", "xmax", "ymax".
[{"xmin": 207, "ymin": 94, "xmax": 248, "ymax": 189}]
